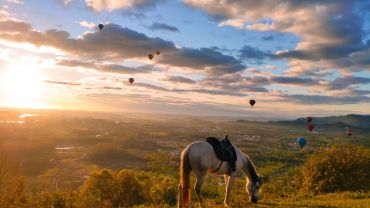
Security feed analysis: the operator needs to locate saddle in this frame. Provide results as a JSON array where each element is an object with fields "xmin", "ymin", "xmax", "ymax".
[{"xmin": 206, "ymin": 135, "xmax": 237, "ymax": 174}]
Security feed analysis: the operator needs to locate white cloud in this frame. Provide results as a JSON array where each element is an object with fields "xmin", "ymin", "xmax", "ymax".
[
  {"xmin": 77, "ymin": 21, "xmax": 96, "ymax": 29},
  {"xmin": 63, "ymin": 0, "xmax": 76, "ymax": 5},
  {"xmin": 85, "ymin": 0, "xmax": 154, "ymax": 12},
  {"xmin": 6, "ymin": 0, "xmax": 23, "ymax": 4}
]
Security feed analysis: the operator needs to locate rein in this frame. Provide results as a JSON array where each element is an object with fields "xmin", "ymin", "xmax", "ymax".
[{"xmin": 210, "ymin": 160, "xmax": 223, "ymax": 173}]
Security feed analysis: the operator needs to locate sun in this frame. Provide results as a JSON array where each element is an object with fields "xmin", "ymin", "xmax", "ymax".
[{"xmin": 1, "ymin": 65, "xmax": 49, "ymax": 109}]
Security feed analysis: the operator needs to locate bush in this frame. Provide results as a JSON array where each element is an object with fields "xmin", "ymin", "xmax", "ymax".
[
  {"xmin": 80, "ymin": 169, "xmax": 117, "ymax": 207},
  {"xmin": 80, "ymin": 169, "xmax": 145, "ymax": 207},
  {"xmin": 148, "ymin": 175, "xmax": 178, "ymax": 205},
  {"xmin": 116, "ymin": 170, "xmax": 145, "ymax": 207},
  {"xmin": 301, "ymin": 145, "xmax": 370, "ymax": 193}
]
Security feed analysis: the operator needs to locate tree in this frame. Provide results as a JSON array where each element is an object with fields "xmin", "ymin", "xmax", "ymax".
[
  {"xmin": 115, "ymin": 170, "xmax": 144, "ymax": 207},
  {"xmin": 80, "ymin": 169, "xmax": 117, "ymax": 207},
  {"xmin": 0, "ymin": 143, "xmax": 27, "ymax": 208},
  {"xmin": 301, "ymin": 145, "xmax": 370, "ymax": 193}
]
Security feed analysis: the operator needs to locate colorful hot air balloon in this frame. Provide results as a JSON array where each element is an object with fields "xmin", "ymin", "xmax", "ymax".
[
  {"xmin": 297, "ymin": 137, "xmax": 307, "ymax": 148},
  {"xmin": 156, "ymin": 50, "xmax": 160, "ymax": 55},
  {"xmin": 148, "ymin": 54, "xmax": 154, "ymax": 60},
  {"xmin": 307, "ymin": 123, "xmax": 314, "ymax": 132},
  {"xmin": 129, "ymin": 78, "xmax": 134, "ymax": 84},
  {"xmin": 249, "ymin": 99, "xmax": 256, "ymax": 107},
  {"xmin": 98, "ymin": 24, "xmax": 104, "ymax": 31},
  {"xmin": 346, "ymin": 127, "xmax": 352, "ymax": 137},
  {"xmin": 306, "ymin": 117, "xmax": 313, "ymax": 123}
]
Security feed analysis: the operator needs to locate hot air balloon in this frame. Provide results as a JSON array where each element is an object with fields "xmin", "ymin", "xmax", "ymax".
[
  {"xmin": 346, "ymin": 127, "xmax": 352, "ymax": 137},
  {"xmin": 306, "ymin": 117, "xmax": 313, "ymax": 123},
  {"xmin": 307, "ymin": 123, "xmax": 314, "ymax": 132},
  {"xmin": 98, "ymin": 24, "xmax": 104, "ymax": 31},
  {"xmin": 148, "ymin": 54, "xmax": 154, "ymax": 60},
  {"xmin": 156, "ymin": 50, "xmax": 160, "ymax": 55},
  {"xmin": 249, "ymin": 99, "xmax": 256, "ymax": 107},
  {"xmin": 297, "ymin": 137, "xmax": 307, "ymax": 148},
  {"xmin": 129, "ymin": 78, "xmax": 134, "ymax": 84}
]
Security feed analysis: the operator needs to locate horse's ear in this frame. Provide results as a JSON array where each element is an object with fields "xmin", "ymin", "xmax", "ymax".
[{"xmin": 224, "ymin": 135, "xmax": 228, "ymax": 140}]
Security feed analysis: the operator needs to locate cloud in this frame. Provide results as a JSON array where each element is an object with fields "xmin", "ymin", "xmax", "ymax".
[
  {"xmin": 6, "ymin": 0, "xmax": 23, "ymax": 4},
  {"xmin": 61, "ymin": 0, "xmax": 75, "ymax": 4},
  {"xmin": 271, "ymin": 76, "xmax": 318, "ymax": 86},
  {"xmin": 57, "ymin": 59, "xmax": 154, "ymax": 74},
  {"xmin": 77, "ymin": 21, "xmax": 96, "ymax": 29},
  {"xmin": 148, "ymin": 22, "xmax": 179, "ymax": 32},
  {"xmin": 0, "ymin": 22, "xmax": 244, "ymax": 75},
  {"xmin": 281, "ymin": 94, "xmax": 370, "ymax": 105},
  {"xmin": 180, "ymin": 89, "xmax": 246, "ymax": 97},
  {"xmin": 122, "ymin": 11, "xmax": 147, "ymax": 20},
  {"xmin": 262, "ymin": 35, "xmax": 274, "ymax": 41},
  {"xmin": 265, "ymin": 65, "xmax": 277, "ymax": 70},
  {"xmin": 100, "ymin": 86, "xmax": 122, "ymax": 90},
  {"xmin": 184, "ymin": 0, "xmax": 370, "ymax": 74},
  {"xmin": 162, "ymin": 75, "xmax": 196, "ymax": 84},
  {"xmin": 134, "ymin": 82, "xmax": 170, "ymax": 91},
  {"xmin": 199, "ymin": 74, "xmax": 270, "ymax": 93},
  {"xmin": 133, "ymin": 82, "xmax": 247, "ymax": 97},
  {"xmin": 0, "ymin": 20, "xmax": 30, "ymax": 32},
  {"xmin": 239, "ymin": 45, "xmax": 273, "ymax": 60},
  {"xmin": 326, "ymin": 76, "xmax": 370, "ymax": 90},
  {"xmin": 44, "ymin": 80, "xmax": 82, "ymax": 86},
  {"xmin": 163, "ymin": 47, "xmax": 245, "ymax": 75},
  {"xmin": 84, "ymin": 0, "xmax": 158, "ymax": 12}
]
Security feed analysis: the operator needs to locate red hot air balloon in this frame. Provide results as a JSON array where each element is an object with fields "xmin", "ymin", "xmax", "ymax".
[
  {"xmin": 346, "ymin": 127, "xmax": 352, "ymax": 136},
  {"xmin": 129, "ymin": 78, "xmax": 134, "ymax": 84},
  {"xmin": 156, "ymin": 50, "xmax": 160, "ymax": 55},
  {"xmin": 249, "ymin": 99, "xmax": 256, "ymax": 107},
  {"xmin": 306, "ymin": 117, "xmax": 313, "ymax": 123},
  {"xmin": 307, "ymin": 123, "xmax": 314, "ymax": 132},
  {"xmin": 148, "ymin": 54, "xmax": 154, "ymax": 60},
  {"xmin": 98, "ymin": 24, "xmax": 104, "ymax": 31}
]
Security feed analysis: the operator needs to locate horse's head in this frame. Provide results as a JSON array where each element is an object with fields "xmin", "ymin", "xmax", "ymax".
[{"xmin": 247, "ymin": 176, "xmax": 263, "ymax": 203}]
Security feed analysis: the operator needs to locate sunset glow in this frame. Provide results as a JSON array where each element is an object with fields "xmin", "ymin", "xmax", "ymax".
[
  {"xmin": 1, "ymin": 65, "xmax": 49, "ymax": 109},
  {"xmin": 0, "ymin": 0, "xmax": 369, "ymax": 118}
]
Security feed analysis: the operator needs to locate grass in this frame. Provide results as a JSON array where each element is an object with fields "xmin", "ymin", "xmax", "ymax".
[{"xmin": 134, "ymin": 192, "xmax": 370, "ymax": 208}]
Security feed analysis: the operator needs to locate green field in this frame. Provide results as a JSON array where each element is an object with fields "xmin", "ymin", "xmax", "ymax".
[{"xmin": 0, "ymin": 109, "xmax": 369, "ymax": 207}]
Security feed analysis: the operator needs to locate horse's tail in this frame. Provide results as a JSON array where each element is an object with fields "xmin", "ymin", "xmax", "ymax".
[{"xmin": 179, "ymin": 147, "xmax": 191, "ymax": 208}]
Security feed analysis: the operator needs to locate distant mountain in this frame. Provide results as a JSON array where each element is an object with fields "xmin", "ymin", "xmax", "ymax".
[
  {"xmin": 257, "ymin": 114, "xmax": 370, "ymax": 136},
  {"xmin": 292, "ymin": 114, "xmax": 370, "ymax": 129}
]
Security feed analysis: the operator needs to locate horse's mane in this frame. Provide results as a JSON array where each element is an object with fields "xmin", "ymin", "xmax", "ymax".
[{"xmin": 245, "ymin": 154, "xmax": 259, "ymax": 182}]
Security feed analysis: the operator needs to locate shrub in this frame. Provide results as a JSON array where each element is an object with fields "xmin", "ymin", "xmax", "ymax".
[
  {"xmin": 116, "ymin": 170, "xmax": 145, "ymax": 207},
  {"xmin": 301, "ymin": 145, "xmax": 370, "ymax": 193},
  {"xmin": 148, "ymin": 175, "xmax": 178, "ymax": 205},
  {"xmin": 80, "ymin": 169, "xmax": 117, "ymax": 206}
]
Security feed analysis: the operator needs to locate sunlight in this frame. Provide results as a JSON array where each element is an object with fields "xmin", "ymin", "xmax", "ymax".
[{"xmin": 1, "ymin": 65, "xmax": 50, "ymax": 109}]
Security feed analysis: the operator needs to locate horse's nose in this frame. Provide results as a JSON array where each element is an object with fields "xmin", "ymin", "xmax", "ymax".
[{"xmin": 251, "ymin": 197, "xmax": 258, "ymax": 203}]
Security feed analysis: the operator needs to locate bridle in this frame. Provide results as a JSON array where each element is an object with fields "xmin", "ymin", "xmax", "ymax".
[{"xmin": 249, "ymin": 181, "xmax": 260, "ymax": 198}]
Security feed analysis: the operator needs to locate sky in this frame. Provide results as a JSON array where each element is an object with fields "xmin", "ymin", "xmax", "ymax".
[{"xmin": 0, "ymin": 0, "xmax": 369, "ymax": 118}]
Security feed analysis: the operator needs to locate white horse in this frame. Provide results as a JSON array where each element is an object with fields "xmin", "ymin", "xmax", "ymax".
[{"xmin": 178, "ymin": 140, "xmax": 263, "ymax": 208}]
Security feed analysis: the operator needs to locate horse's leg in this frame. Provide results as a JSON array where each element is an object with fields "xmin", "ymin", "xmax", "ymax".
[
  {"xmin": 178, "ymin": 183, "xmax": 183, "ymax": 208},
  {"xmin": 224, "ymin": 175, "xmax": 235, "ymax": 207},
  {"xmin": 194, "ymin": 171, "xmax": 206, "ymax": 207},
  {"xmin": 224, "ymin": 174, "xmax": 229, "ymax": 186}
]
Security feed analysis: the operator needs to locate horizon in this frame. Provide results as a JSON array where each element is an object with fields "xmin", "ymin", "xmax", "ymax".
[
  {"xmin": 1, "ymin": 106, "xmax": 369, "ymax": 122},
  {"xmin": 1, "ymin": 0, "xmax": 370, "ymax": 118}
]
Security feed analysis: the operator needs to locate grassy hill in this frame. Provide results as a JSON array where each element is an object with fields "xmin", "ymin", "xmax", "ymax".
[{"xmin": 0, "ymin": 109, "xmax": 369, "ymax": 207}]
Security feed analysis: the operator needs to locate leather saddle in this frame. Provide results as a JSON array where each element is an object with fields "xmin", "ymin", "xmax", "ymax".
[{"xmin": 206, "ymin": 135, "xmax": 237, "ymax": 174}]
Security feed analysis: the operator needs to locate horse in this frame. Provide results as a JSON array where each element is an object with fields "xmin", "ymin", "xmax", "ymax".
[{"xmin": 178, "ymin": 139, "xmax": 263, "ymax": 208}]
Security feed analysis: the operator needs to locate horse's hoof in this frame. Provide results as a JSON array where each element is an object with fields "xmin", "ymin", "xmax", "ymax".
[{"xmin": 223, "ymin": 203, "xmax": 229, "ymax": 208}]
